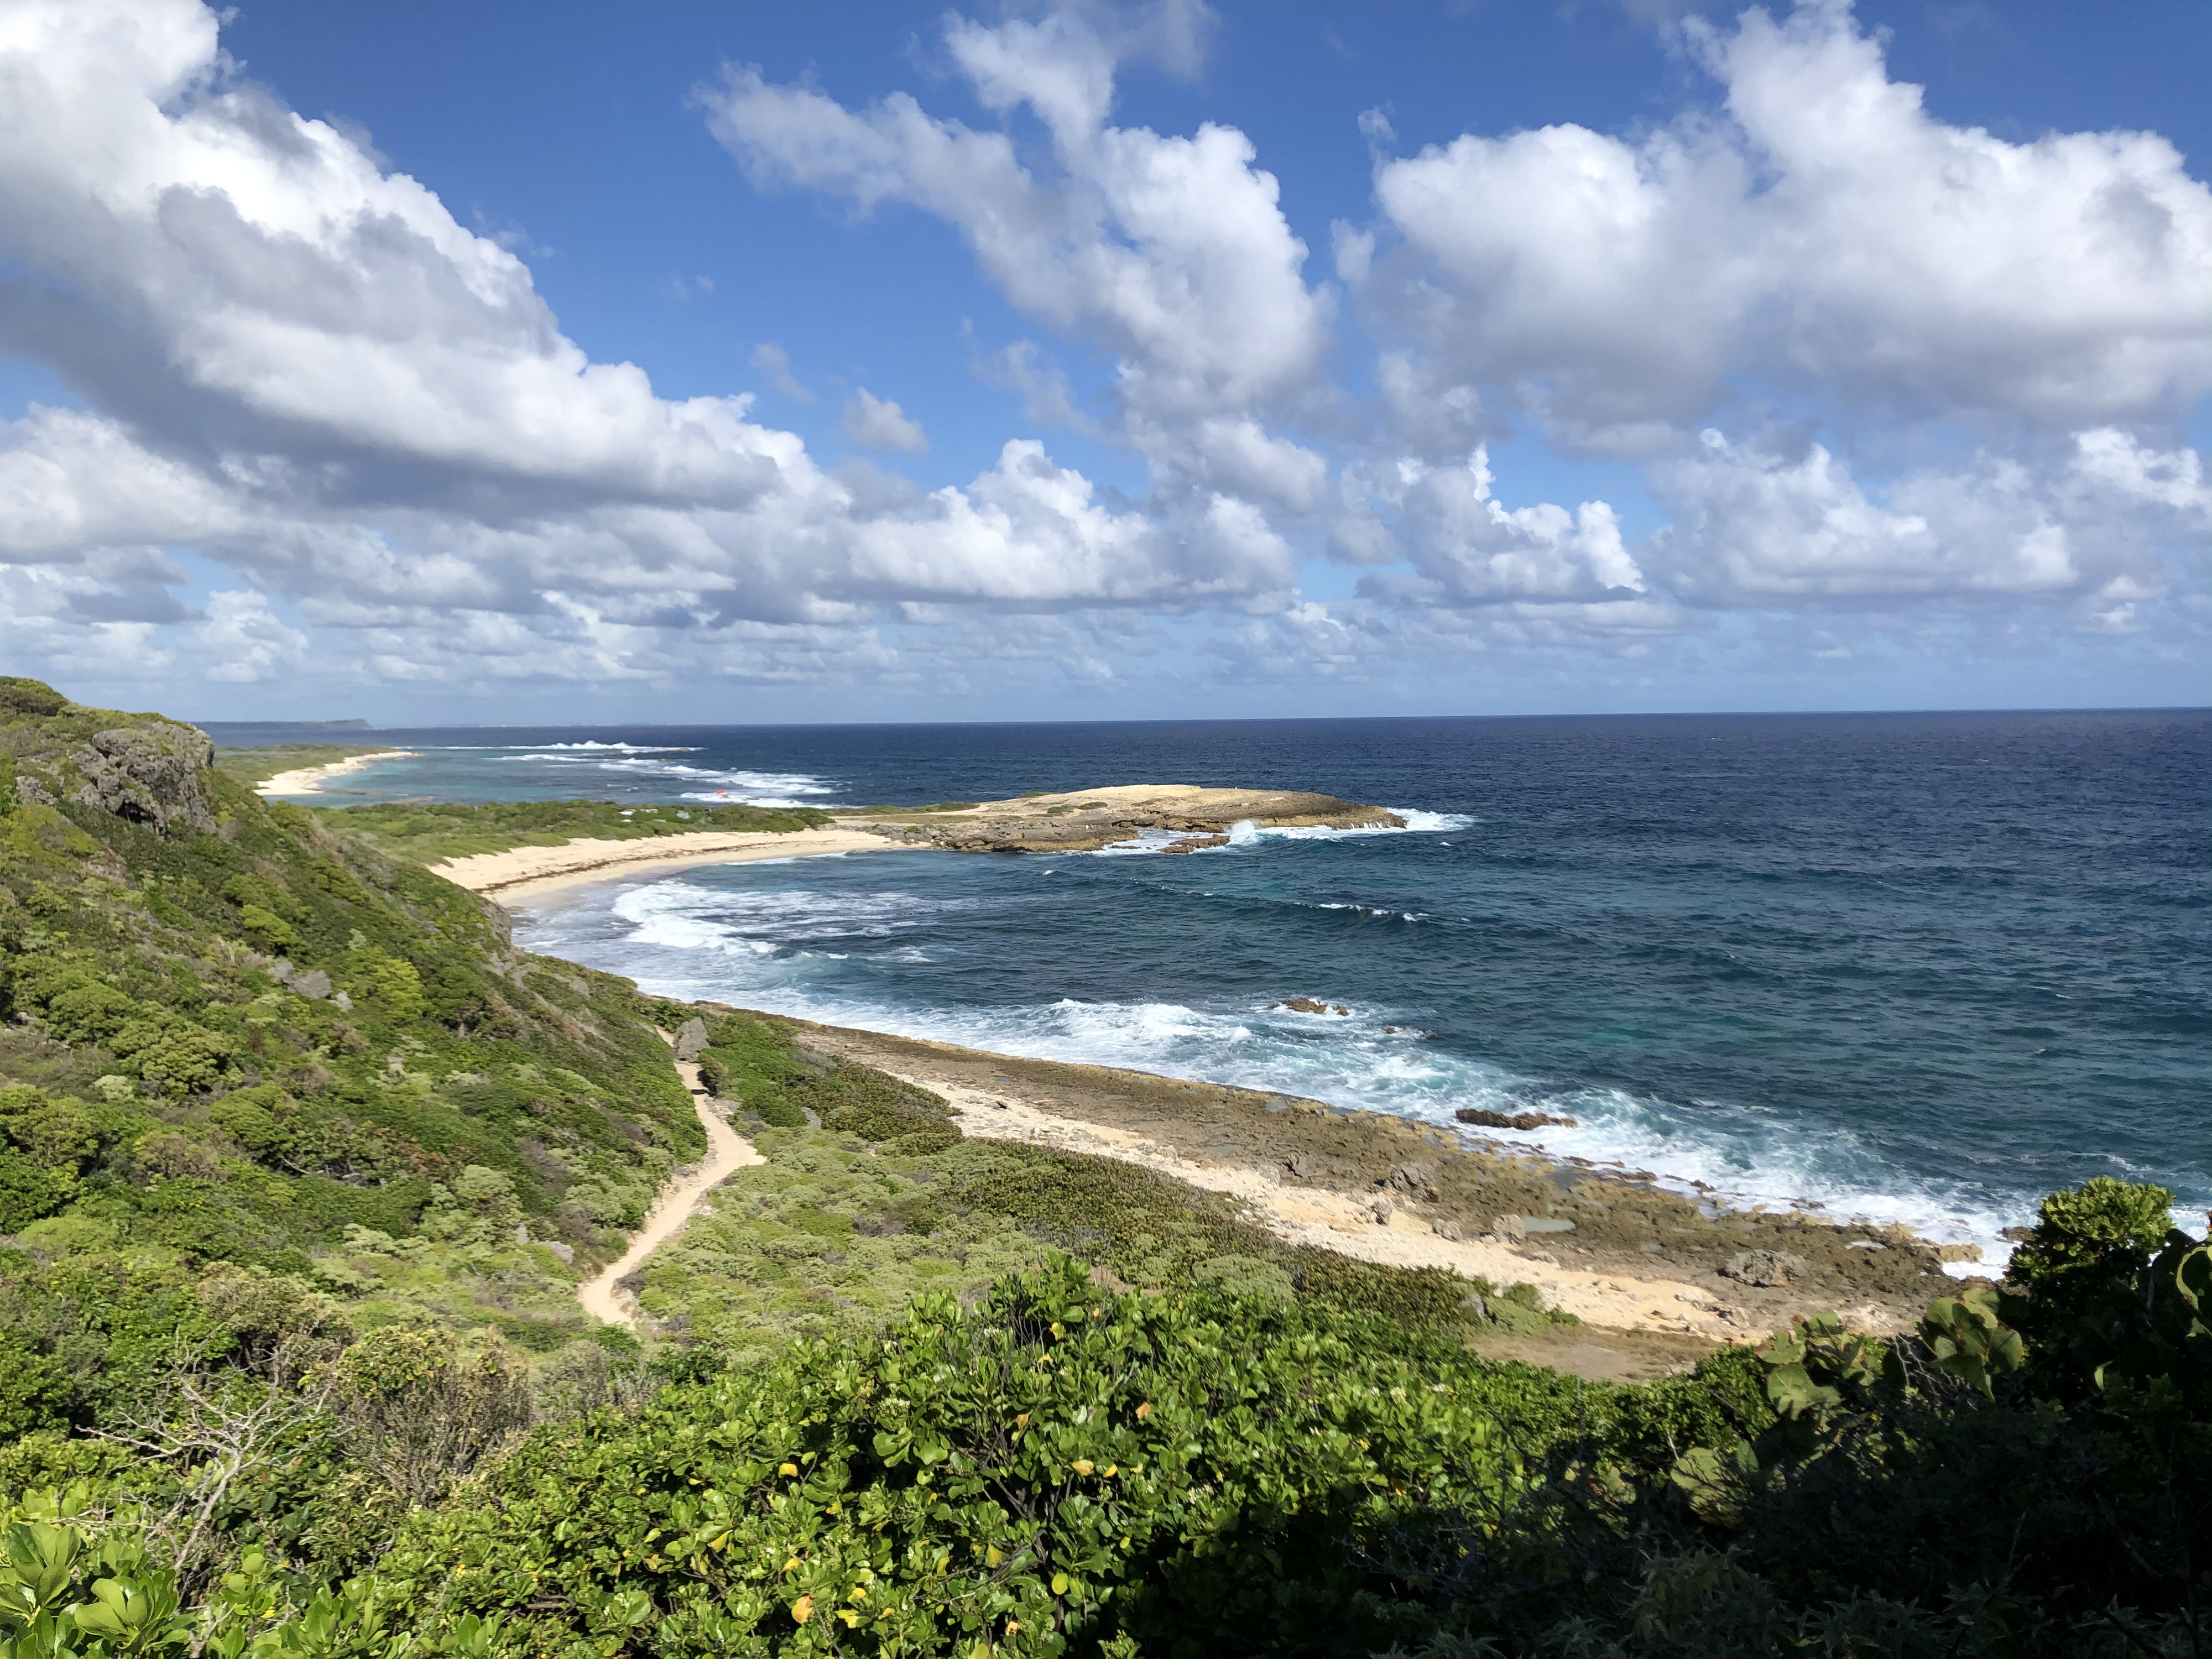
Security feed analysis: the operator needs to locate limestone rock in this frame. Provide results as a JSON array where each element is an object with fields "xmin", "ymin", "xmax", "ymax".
[
  {"xmin": 1159, "ymin": 834, "xmax": 1230, "ymax": 855},
  {"xmin": 1455, "ymin": 1107, "xmax": 1579, "ymax": 1131},
  {"xmin": 270, "ymin": 960, "xmax": 332, "ymax": 999},
  {"xmin": 673, "ymin": 1016, "xmax": 710, "ymax": 1061},
  {"xmin": 67, "ymin": 725, "xmax": 218, "ymax": 837},
  {"xmin": 1720, "ymin": 1249, "xmax": 1808, "ymax": 1288}
]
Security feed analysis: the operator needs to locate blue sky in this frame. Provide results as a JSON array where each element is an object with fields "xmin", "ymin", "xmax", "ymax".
[{"xmin": 2, "ymin": 1, "xmax": 2208, "ymax": 722}]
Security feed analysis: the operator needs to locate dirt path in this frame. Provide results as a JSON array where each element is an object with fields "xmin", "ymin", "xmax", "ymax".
[{"xmin": 576, "ymin": 1046, "xmax": 764, "ymax": 1329}]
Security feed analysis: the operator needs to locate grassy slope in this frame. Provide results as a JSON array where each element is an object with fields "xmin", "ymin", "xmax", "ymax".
[
  {"xmin": 0, "ymin": 689, "xmax": 705, "ymax": 1424},
  {"xmin": 643, "ymin": 1009, "xmax": 1557, "ymax": 1363}
]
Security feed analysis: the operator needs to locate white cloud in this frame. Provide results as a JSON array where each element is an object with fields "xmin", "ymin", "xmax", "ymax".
[
  {"xmin": 0, "ymin": 0, "xmax": 2203, "ymax": 707},
  {"xmin": 1359, "ymin": 0, "xmax": 2212, "ymax": 444},
  {"xmin": 0, "ymin": 0, "xmax": 1290, "ymax": 699},
  {"xmin": 843, "ymin": 389, "xmax": 930, "ymax": 454},
  {"xmin": 1647, "ymin": 429, "xmax": 2203, "ymax": 608},
  {"xmin": 199, "ymin": 590, "xmax": 308, "ymax": 681},
  {"xmin": 1345, "ymin": 445, "xmax": 1647, "ymax": 605},
  {"xmin": 701, "ymin": 8, "xmax": 1333, "ymax": 508},
  {"xmin": 2072, "ymin": 429, "xmax": 2212, "ymax": 515}
]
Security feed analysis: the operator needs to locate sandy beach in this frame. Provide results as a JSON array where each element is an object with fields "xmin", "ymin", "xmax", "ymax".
[
  {"xmin": 255, "ymin": 750, "xmax": 418, "ymax": 796},
  {"xmin": 424, "ymin": 779, "xmax": 1406, "ymax": 900},
  {"xmin": 753, "ymin": 1015, "xmax": 1963, "ymax": 1365},
  {"xmin": 431, "ymin": 827, "xmax": 912, "ymax": 901}
]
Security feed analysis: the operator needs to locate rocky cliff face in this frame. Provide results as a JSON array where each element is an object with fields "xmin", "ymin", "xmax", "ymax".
[{"xmin": 1, "ymin": 679, "xmax": 220, "ymax": 837}]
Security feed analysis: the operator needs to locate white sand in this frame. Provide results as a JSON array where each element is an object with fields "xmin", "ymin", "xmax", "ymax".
[
  {"xmin": 431, "ymin": 827, "xmax": 910, "ymax": 900},
  {"xmin": 255, "ymin": 750, "xmax": 418, "ymax": 796},
  {"xmin": 888, "ymin": 1067, "xmax": 1759, "ymax": 1338}
]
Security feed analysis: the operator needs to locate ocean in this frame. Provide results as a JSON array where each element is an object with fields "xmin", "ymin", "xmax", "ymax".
[{"xmin": 223, "ymin": 709, "xmax": 2212, "ymax": 1261}]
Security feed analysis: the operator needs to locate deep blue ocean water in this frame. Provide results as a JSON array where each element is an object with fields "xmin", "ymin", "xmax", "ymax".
[{"xmin": 223, "ymin": 711, "xmax": 2212, "ymax": 1259}]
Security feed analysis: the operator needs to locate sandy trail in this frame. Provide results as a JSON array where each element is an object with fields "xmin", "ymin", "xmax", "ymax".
[{"xmin": 576, "ymin": 1045, "xmax": 764, "ymax": 1329}]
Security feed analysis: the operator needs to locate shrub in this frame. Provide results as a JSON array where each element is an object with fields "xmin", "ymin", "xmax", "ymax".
[{"xmin": 333, "ymin": 1328, "xmax": 534, "ymax": 1506}]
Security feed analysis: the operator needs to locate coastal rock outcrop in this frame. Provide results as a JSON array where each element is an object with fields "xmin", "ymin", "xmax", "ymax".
[
  {"xmin": 844, "ymin": 785, "xmax": 1402, "ymax": 855},
  {"xmin": 0, "ymin": 680, "xmax": 221, "ymax": 839},
  {"xmin": 1456, "ymin": 1107, "xmax": 1579, "ymax": 1131},
  {"xmin": 72, "ymin": 726, "xmax": 221, "ymax": 836},
  {"xmin": 1720, "ymin": 1249, "xmax": 1808, "ymax": 1288}
]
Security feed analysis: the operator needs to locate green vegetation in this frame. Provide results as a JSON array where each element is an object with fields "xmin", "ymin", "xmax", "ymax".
[
  {"xmin": 2, "ymin": 681, "xmax": 2208, "ymax": 1657},
  {"xmin": 0, "ymin": 685, "xmax": 702, "ymax": 1414},
  {"xmin": 210, "ymin": 747, "xmax": 391, "ymax": 792},
  {"xmin": 305, "ymin": 800, "xmax": 836, "ymax": 865},
  {"xmin": 661, "ymin": 1008, "xmax": 1557, "ymax": 1363}
]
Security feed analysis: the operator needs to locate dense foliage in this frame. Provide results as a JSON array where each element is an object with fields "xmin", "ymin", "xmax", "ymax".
[
  {"xmin": 0, "ymin": 688, "xmax": 703, "ymax": 1422},
  {"xmin": 3, "ymin": 684, "xmax": 2208, "ymax": 1656}
]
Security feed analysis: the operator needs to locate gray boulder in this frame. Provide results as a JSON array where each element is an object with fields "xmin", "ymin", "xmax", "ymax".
[
  {"xmin": 69, "ymin": 725, "xmax": 218, "ymax": 837},
  {"xmin": 1720, "ymin": 1249, "xmax": 1807, "ymax": 1288}
]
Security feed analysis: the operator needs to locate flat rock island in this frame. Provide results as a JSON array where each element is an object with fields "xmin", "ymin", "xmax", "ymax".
[{"xmin": 849, "ymin": 782, "xmax": 1403, "ymax": 853}]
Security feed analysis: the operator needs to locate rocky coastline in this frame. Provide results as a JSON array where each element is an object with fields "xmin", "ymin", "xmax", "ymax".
[{"xmin": 843, "ymin": 782, "xmax": 1402, "ymax": 854}]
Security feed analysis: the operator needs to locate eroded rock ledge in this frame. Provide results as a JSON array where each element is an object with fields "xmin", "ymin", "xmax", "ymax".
[{"xmin": 842, "ymin": 783, "xmax": 1402, "ymax": 854}]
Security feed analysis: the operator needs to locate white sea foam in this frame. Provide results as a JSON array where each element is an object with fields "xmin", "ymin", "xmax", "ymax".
[
  {"xmin": 1089, "ymin": 807, "xmax": 1473, "ymax": 858},
  {"xmin": 513, "ymin": 742, "xmax": 699, "ymax": 753},
  {"xmin": 525, "ymin": 860, "xmax": 2034, "ymax": 1270},
  {"xmin": 487, "ymin": 748, "xmax": 841, "ymax": 805}
]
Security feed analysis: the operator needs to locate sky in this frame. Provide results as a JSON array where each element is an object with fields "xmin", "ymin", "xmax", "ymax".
[{"xmin": 1, "ymin": 0, "xmax": 2208, "ymax": 724}]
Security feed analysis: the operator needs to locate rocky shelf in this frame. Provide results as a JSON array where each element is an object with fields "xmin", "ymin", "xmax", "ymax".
[{"xmin": 839, "ymin": 783, "xmax": 1402, "ymax": 854}]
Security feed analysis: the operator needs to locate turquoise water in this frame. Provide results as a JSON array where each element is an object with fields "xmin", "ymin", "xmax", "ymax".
[{"xmin": 241, "ymin": 710, "xmax": 2212, "ymax": 1260}]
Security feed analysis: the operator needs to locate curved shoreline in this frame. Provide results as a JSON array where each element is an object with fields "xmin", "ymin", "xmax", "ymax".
[
  {"xmin": 438, "ymin": 826, "xmax": 1981, "ymax": 1343},
  {"xmin": 255, "ymin": 749, "xmax": 418, "ymax": 796},
  {"xmin": 432, "ymin": 827, "xmax": 913, "ymax": 901}
]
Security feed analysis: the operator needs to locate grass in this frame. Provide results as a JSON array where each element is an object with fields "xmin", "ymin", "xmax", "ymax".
[
  {"xmin": 647, "ymin": 1007, "xmax": 1548, "ymax": 1360},
  {"xmin": 310, "ymin": 798, "xmax": 836, "ymax": 864}
]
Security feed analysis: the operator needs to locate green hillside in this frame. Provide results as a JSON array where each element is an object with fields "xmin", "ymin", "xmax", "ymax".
[{"xmin": 2, "ymin": 678, "xmax": 2208, "ymax": 1658}]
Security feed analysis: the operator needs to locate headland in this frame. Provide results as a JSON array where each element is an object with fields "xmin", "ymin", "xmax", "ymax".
[{"xmin": 429, "ymin": 781, "xmax": 1401, "ymax": 900}]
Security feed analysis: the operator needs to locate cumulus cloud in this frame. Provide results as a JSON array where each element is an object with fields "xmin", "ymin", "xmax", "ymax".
[
  {"xmin": 842, "ymin": 389, "xmax": 929, "ymax": 454},
  {"xmin": 199, "ymin": 591, "xmax": 309, "ymax": 682},
  {"xmin": 0, "ymin": 0, "xmax": 2204, "ymax": 706},
  {"xmin": 701, "ymin": 6, "xmax": 1334, "ymax": 508},
  {"xmin": 0, "ymin": 0, "xmax": 1283, "ymax": 697},
  {"xmin": 1344, "ymin": 445, "xmax": 1646, "ymax": 605},
  {"xmin": 1647, "ymin": 427, "xmax": 2212, "ymax": 624},
  {"xmin": 1357, "ymin": 0, "xmax": 2212, "ymax": 445}
]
